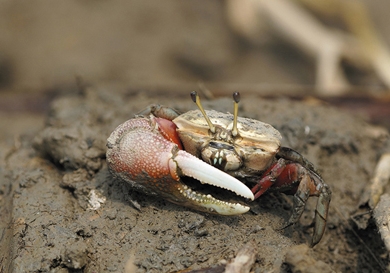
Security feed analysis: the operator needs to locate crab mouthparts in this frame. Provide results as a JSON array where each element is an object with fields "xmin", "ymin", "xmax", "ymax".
[{"xmin": 172, "ymin": 150, "xmax": 254, "ymax": 215}]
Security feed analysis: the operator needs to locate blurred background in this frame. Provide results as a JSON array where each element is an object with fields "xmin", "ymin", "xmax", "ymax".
[{"xmin": 1, "ymin": 0, "xmax": 390, "ymax": 139}]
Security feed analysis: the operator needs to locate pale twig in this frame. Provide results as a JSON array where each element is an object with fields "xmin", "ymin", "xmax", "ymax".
[
  {"xmin": 224, "ymin": 241, "xmax": 257, "ymax": 273},
  {"xmin": 226, "ymin": 0, "xmax": 390, "ymax": 94},
  {"xmin": 369, "ymin": 153, "xmax": 390, "ymax": 209},
  {"xmin": 226, "ymin": 0, "xmax": 349, "ymax": 94},
  {"xmin": 374, "ymin": 194, "xmax": 390, "ymax": 254},
  {"xmin": 300, "ymin": 0, "xmax": 390, "ymax": 90}
]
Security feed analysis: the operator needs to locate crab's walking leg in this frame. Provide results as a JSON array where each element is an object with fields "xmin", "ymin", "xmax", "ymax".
[
  {"xmin": 282, "ymin": 167, "xmax": 331, "ymax": 246},
  {"xmin": 311, "ymin": 181, "xmax": 331, "ymax": 246},
  {"xmin": 251, "ymin": 158, "xmax": 287, "ymax": 199},
  {"xmin": 251, "ymin": 159, "xmax": 331, "ymax": 247},
  {"xmin": 281, "ymin": 165, "xmax": 331, "ymax": 247},
  {"xmin": 284, "ymin": 174, "xmax": 311, "ymax": 227}
]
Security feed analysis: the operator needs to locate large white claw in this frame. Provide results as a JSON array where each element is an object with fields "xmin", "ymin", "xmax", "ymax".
[
  {"xmin": 175, "ymin": 150, "xmax": 254, "ymax": 200},
  {"xmin": 171, "ymin": 150, "xmax": 253, "ymax": 215}
]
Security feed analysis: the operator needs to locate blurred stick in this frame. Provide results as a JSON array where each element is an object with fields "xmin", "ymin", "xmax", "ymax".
[
  {"xmin": 226, "ymin": 0, "xmax": 390, "ymax": 95},
  {"xmin": 369, "ymin": 153, "xmax": 390, "ymax": 209},
  {"xmin": 300, "ymin": 0, "xmax": 390, "ymax": 90},
  {"xmin": 374, "ymin": 194, "xmax": 390, "ymax": 257},
  {"xmin": 226, "ymin": 0, "xmax": 349, "ymax": 94},
  {"xmin": 224, "ymin": 241, "xmax": 257, "ymax": 273}
]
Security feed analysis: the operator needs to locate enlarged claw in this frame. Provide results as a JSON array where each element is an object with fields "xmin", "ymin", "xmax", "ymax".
[{"xmin": 106, "ymin": 116, "xmax": 254, "ymax": 215}]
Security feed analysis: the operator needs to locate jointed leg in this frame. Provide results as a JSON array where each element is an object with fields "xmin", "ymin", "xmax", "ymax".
[{"xmin": 251, "ymin": 158, "xmax": 287, "ymax": 199}]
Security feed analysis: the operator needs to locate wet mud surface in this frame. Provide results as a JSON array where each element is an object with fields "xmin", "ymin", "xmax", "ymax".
[{"xmin": 1, "ymin": 88, "xmax": 389, "ymax": 272}]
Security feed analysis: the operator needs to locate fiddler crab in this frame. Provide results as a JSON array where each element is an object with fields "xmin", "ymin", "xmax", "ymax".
[{"xmin": 106, "ymin": 92, "xmax": 331, "ymax": 246}]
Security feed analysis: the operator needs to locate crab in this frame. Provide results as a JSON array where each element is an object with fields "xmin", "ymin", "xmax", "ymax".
[{"xmin": 106, "ymin": 92, "xmax": 331, "ymax": 246}]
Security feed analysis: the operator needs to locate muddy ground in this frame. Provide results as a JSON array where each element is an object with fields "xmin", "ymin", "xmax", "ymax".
[
  {"xmin": 0, "ymin": 87, "xmax": 389, "ymax": 272},
  {"xmin": 1, "ymin": 1, "xmax": 390, "ymax": 272}
]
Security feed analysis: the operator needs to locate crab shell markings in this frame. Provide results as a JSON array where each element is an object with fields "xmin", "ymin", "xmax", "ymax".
[{"xmin": 174, "ymin": 109, "xmax": 282, "ymax": 173}]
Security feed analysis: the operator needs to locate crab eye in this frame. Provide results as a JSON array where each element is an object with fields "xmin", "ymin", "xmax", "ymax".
[{"xmin": 232, "ymin": 92, "xmax": 240, "ymax": 137}]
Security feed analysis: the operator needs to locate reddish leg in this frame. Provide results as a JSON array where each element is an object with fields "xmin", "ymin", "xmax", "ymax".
[
  {"xmin": 251, "ymin": 158, "xmax": 287, "ymax": 199},
  {"xmin": 251, "ymin": 159, "xmax": 331, "ymax": 247},
  {"xmin": 285, "ymin": 164, "xmax": 331, "ymax": 247}
]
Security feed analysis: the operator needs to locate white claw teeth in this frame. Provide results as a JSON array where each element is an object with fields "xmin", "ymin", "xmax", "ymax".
[
  {"xmin": 177, "ymin": 186, "xmax": 250, "ymax": 215},
  {"xmin": 174, "ymin": 150, "xmax": 254, "ymax": 201}
]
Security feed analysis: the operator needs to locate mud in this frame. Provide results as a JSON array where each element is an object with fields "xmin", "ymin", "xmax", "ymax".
[{"xmin": 1, "ymin": 87, "xmax": 389, "ymax": 272}]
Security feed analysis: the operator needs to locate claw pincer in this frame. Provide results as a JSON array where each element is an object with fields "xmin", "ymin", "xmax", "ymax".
[{"xmin": 106, "ymin": 115, "xmax": 254, "ymax": 215}]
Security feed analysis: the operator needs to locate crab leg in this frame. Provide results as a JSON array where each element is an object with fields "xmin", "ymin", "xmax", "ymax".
[
  {"xmin": 251, "ymin": 159, "xmax": 287, "ymax": 199},
  {"xmin": 251, "ymin": 158, "xmax": 331, "ymax": 247},
  {"xmin": 311, "ymin": 182, "xmax": 331, "ymax": 246},
  {"xmin": 282, "ymin": 168, "xmax": 331, "ymax": 247}
]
